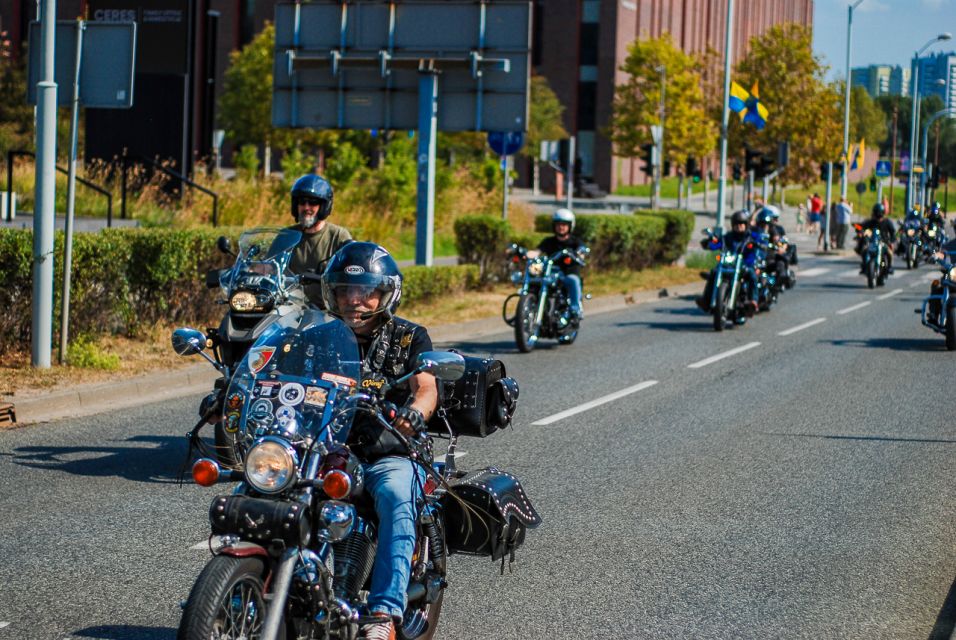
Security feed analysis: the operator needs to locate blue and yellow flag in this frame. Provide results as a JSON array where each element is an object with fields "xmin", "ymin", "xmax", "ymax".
[
  {"xmin": 729, "ymin": 81, "xmax": 768, "ymax": 130},
  {"xmin": 849, "ymin": 139, "xmax": 865, "ymax": 171}
]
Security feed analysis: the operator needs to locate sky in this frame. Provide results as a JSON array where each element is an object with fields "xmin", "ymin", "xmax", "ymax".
[{"xmin": 812, "ymin": 0, "xmax": 956, "ymax": 79}]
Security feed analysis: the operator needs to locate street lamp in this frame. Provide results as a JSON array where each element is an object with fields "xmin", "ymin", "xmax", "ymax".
[
  {"xmin": 907, "ymin": 32, "xmax": 952, "ymax": 209},
  {"xmin": 655, "ymin": 64, "xmax": 666, "ymax": 210},
  {"xmin": 840, "ymin": 0, "xmax": 866, "ymax": 202}
]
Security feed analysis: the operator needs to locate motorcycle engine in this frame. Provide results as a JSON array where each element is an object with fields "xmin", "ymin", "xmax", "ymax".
[{"xmin": 332, "ymin": 516, "xmax": 378, "ymax": 600}]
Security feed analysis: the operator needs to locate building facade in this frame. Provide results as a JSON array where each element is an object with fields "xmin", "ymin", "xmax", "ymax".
[
  {"xmin": 915, "ymin": 51, "xmax": 956, "ymax": 110},
  {"xmin": 851, "ymin": 64, "xmax": 910, "ymax": 99}
]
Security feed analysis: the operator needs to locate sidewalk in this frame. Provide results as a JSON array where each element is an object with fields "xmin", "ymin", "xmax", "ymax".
[{"xmin": 3, "ymin": 279, "xmax": 702, "ymax": 426}]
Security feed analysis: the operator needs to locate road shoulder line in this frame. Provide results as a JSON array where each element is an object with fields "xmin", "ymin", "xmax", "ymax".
[
  {"xmin": 532, "ymin": 380, "xmax": 659, "ymax": 426},
  {"xmin": 687, "ymin": 341, "xmax": 761, "ymax": 369}
]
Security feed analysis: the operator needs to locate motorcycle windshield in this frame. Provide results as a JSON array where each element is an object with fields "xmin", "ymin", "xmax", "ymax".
[
  {"xmin": 222, "ymin": 227, "xmax": 303, "ymax": 292},
  {"xmin": 224, "ymin": 312, "xmax": 362, "ymax": 445}
]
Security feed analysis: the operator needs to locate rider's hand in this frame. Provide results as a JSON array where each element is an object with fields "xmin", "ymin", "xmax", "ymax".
[{"xmin": 392, "ymin": 406, "xmax": 426, "ymax": 438}]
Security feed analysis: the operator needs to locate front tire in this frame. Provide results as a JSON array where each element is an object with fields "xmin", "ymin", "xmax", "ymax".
[
  {"xmin": 178, "ymin": 556, "xmax": 270, "ymax": 640},
  {"xmin": 866, "ymin": 260, "xmax": 876, "ymax": 289},
  {"xmin": 946, "ymin": 305, "xmax": 956, "ymax": 351},
  {"xmin": 907, "ymin": 244, "xmax": 918, "ymax": 269},
  {"xmin": 712, "ymin": 282, "xmax": 729, "ymax": 332},
  {"xmin": 515, "ymin": 293, "xmax": 540, "ymax": 353}
]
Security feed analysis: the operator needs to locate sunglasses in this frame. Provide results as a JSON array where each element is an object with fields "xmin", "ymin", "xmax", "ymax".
[{"xmin": 299, "ymin": 197, "xmax": 324, "ymax": 207}]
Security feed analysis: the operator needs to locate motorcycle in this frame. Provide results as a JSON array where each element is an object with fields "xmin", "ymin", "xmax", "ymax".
[
  {"xmin": 920, "ymin": 257, "xmax": 956, "ymax": 351},
  {"xmin": 171, "ymin": 313, "xmax": 539, "ymax": 640},
  {"xmin": 898, "ymin": 217, "xmax": 923, "ymax": 269},
  {"xmin": 701, "ymin": 228, "xmax": 761, "ymax": 331},
  {"xmin": 504, "ymin": 244, "xmax": 589, "ymax": 352},
  {"xmin": 857, "ymin": 226, "xmax": 890, "ymax": 289},
  {"xmin": 921, "ymin": 219, "xmax": 947, "ymax": 261}
]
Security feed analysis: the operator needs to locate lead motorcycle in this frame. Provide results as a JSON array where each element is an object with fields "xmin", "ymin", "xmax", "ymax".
[
  {"xmin": 701, "ymin": 228, "xmax": 762, "ymax": 331},
  {"xmin": 171, "ymin": 312, "xmax": 539, "ymax": 640},
  {"xmin": 503, "ymin": 244, "xmax": 589, "ymax": 352}
]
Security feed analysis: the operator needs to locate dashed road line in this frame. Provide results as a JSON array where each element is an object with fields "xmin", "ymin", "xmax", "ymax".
[
  {"xmin": 837, "ymin": 301, "xmax": 872, "ymax": 315},
  {"xmin": 687, "ymin": 342, "xmax": 761, "ymax": 369},
  {"xmin": 0, "ymin": 622, "xmax": 10, "ymax": 629},
  {"xmin": 877, "ymin": 288, "xmax": 903, "ymax": 300},
  {"xmin": 797, "ymin": 267, "xmax": 831, "ymax": 277},
  {"xmin": 532, "ymin": 380, "xmax": 659, "ymax": 425},
  {"xmin": 778, "ymin": 317, "xmax": 826, "ymax": 336}
]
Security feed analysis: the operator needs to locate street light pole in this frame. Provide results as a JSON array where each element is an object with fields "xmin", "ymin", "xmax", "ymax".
[
  {"xmin": 716, "ymin": 0, "xmax": 735, "ymax": 229},
  {"xmin": 656, "ymin": 64, "xmax": 666, "ymax": 210},
  {"xmin": 841, "ymin": 0, "xmax": 865, "ymax": 202},
  {"xmin": 907, "ymin": 33, "xmax": 951, "ymax": 209}
]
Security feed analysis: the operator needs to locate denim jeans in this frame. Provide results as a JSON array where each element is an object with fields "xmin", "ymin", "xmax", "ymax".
[
  {"xmin": 363, "ymin": 455, "xmax": 425, "ymax": 621},
  {"xmin": 560, "ymin": 273, "xmax": 583, "ymax": 314}
]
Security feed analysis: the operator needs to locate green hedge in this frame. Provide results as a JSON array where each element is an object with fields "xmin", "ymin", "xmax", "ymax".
[
  {"xmin": 0, "ymin": 228, "xmax": 482, "ymax": 356},
  {"xmin": 635, "ymin": 209, "xmax": 695, "ymax": 264},
  {"xmin": 453, "ymin": 216, "xmax": 510, "ymax": 281},
  {"xmin": 533, "ymin": 213, "xmax": 669, "ymax": 270}
]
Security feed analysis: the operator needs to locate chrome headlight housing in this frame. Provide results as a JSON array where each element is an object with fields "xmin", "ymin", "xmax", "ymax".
[
  {"xmin": 245, "ymin": 437, "xmax": 298, "ymax": 494},
  {"xmin": 316, "ymin": 501, "xmax": 356, "ymax": 542},
  {"xmin": 722, "ymin": 253, "xmax": 736, "ymax": 264},
  {"xmin": 230, "ymin": 291, "xmax": 258, "ymax": 312},
  {"xmin": 907, "ymin": 228, "xmax": 916, "ymax": 237},
  {"xmin": 528, "ymin": 261, "xmax": 544, "ymax": 276},
  {"xmin": 510, "ymin": 270, "xmax": 523, "ymax": 284}
]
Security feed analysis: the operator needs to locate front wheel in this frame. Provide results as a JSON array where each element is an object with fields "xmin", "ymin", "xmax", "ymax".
[
  {"xmin": 712, "ymin": 282, "xmax": 729, "ymax": 332},
  {"xmin": 515, "ymin": 293, "xmax": 540, "ymax": 353},
  {"xmin": 178, "ymin": 556, "xmax": 270, "ymax": 640},
  {"xmin": 866, "ymin": 260, "xmax": 876, "ymax": 289},
  {"xmin": 946, "ymin": 305, "xmax": 956, "ymax": 351},
  {"xmin": 907, "ymin": 244, "xmax": 918, "ymax": 269}
]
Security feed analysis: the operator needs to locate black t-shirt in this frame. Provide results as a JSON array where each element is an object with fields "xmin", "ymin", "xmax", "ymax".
[
  {"xmin": 537, "ymin": 234, "xmax": 586, "ymax": 277},
  {"xmin": 862, "ymin": 217, "xmax": 896, "ymax": 239}
]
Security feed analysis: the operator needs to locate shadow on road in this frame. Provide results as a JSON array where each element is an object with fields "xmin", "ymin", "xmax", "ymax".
[
  {"xmin": 6, "ymin": 434, "xmax": 195, "ymax": 483},
  {"xmin": 651, "ymin": 305, "xmax": 703, "ymax": 316},
  {"xmin": 763, "ymin": 432, "xmax": 956, "ymax": 445},
  {"xmin": 827, "ymin": 337, "xmax": 944, "ymax": 352},
  {"xmin": 615, "ymin": 320, "xmax": 711, "ymax": 333},
  {"xmin": 436, "ymin": 339, "xmax": 564, "ymax": 355},
  {"xmin": 929, "ymin": 574, "xmax": 956, "ymax": 640},
  {"xmin": 73, "ymin": 625, "xmax": 175, "ymax": 640}
]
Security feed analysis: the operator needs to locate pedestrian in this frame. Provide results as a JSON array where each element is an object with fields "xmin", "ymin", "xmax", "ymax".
[
  {"xmin": 835, "ymin": 197, "xmax": 853, "ymax": 249},
  {"xmin": 796, "ymin": 203, "xmax": 806, "ymax": 233},
  {"xmin": 809, "ymin": 192, "xmax": 823, "ymax": 245}
]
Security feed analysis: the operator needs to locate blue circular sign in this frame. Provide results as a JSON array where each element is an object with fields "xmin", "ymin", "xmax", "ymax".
[{"xmin": 487, "ymin": 131, "xmax": 525, "ymax": 157}]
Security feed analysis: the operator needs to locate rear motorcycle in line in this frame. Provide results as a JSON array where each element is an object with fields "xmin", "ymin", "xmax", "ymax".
[
  {"xmin": 170, "ymin": 313, "xmax": 539, "ymax": 640},
  {"xmin": 898, "ymin": 217, "xmax": 923, "ymax": 269},
  {"xmin": 920, "ymin": 257, "xmax": 956, "ymax": 350},
  {"xmin": 700, "ymin": 229, "xmax": 760, "ymax": 332},
  {"xmin": 503, "ymin": 244, "xmax": 589, "ymax": 353},
  {"xmin": 921, "ymin": 219, "xmax": 947, "ymax": 263},
  {"xmin": 856, "ymin": 226, "xmax": 890, "ymax": 289}
]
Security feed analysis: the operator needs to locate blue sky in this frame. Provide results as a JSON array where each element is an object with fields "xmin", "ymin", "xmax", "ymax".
[{"xmin": 812, "ymin": 0, "xmax": 956, "ymax": 79}]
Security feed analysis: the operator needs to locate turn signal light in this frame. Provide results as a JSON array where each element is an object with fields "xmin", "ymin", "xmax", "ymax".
[
  {"xmin": 192, "ymin": 458, "xmax": 221, "ymax": 487},
  {"xmin": 322, "ymin": 469, "xmax": 352, "ymax": 500}
]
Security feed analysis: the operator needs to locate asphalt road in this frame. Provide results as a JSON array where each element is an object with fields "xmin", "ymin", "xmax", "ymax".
[{"xmin": 1, "ymin": 249, "xmax": 955, "ymax": 640}]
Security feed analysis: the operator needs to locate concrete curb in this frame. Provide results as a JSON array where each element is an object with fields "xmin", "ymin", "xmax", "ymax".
[{"xmin": 5, "ymin": 281, "xmax": 701, "ymax": 426}]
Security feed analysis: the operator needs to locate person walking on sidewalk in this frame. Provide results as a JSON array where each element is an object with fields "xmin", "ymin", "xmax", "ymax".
[{"xmin": 834, "ymin": 197, "xmax": 853, "ymax": 249}]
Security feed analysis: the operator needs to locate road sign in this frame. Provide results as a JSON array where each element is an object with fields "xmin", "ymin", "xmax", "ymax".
[
  {"xmin": 488, "ymin": 131, "xmax": 524, "ymax": 156},
  {"xmin": 875, "ymin": 160, "xmax": 891, "ymax": 178}
]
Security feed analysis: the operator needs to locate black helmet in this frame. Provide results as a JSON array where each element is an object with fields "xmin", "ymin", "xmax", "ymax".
[
  {"xmin": 730, "ymin": 209, "xmax": 751, "ymax": 226},
  {"xmin": 321, "ymin": 242, "xmax": 402, "ymax": 325},
  {"xmin": 290, "ymin": 174, "xmax": 334, "ymax": 222},
  {"xmin": 930, "ymin": 201, "xmax": 942, "ymax": 214},
  {"xmin": 872, "ymin": 203, "xmax": 885, "ymax": 218},
  {"xmin": 755, "ymin": 208, "xmax": 775, "ymax": 226}
]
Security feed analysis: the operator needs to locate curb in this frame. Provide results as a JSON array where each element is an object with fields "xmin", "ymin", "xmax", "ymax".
[{"xmin": 5, "ymin": 281, "xmax": 701, "ymax": 426}]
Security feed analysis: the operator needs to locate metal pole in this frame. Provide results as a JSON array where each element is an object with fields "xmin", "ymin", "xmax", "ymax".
[
  {"xmin": 890, "ymin": 106, "xmax": 897, "ymax": 216},
  {"xmin": 59, "ymin": 19, "xmax": 84, "ymax": 365},
  {"xmin": 824, "ymin": 162, "xmax": 833, "ymax": 252},
  {"xmin": 501, "ymin": 155, "xmax": 509, "ymax": 220},
  {"xmin": 415, "ymin": 71, "xmax": 438, "ymax": 266},
  {"xmin": 841, "ymin": 1, "xmax": 864, "ymax": 201},
  {"xmin": 32, "ymin": 0, "xmax": 58, "ymax": 368},
  {"xmin": 908, "ymin": 56, "xmax": 919, "ymax": 210},
  {"xmin": 565, "ymin": 135, "xmax": 575, "ymax": 210},
  {"xmin": 716, "ymin": 0, "xmax": 734, "ymax": 228},
  {"xmin": 6, "ymin": 151, "xmax": 13, "ymax": 222},
  {"xmin": 656, "ymin": 66, "xmax": 665, "ymax": 210}
]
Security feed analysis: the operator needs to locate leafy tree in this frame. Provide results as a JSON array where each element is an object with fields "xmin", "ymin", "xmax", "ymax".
[
  {"xmin": 0, "ymin": 55, "xmax": 35, "ymax": 157},
  {"xmin": 219, "ymin": 24, "xmax": 275, "ymax": 151},
  {"xmin": 846, "ymin": 84, "xmax": 888, "ymax": 153},
  {"xmin": 524, "ymin": 74, "xmax": 568, "ymax": 158},
  {"xmin": 733, "ymin": 23, "xmax": 841, "ymax": 186},
  {"xmin": 606, "ymin": 34, "xmax": 717, "ymax": 166}
]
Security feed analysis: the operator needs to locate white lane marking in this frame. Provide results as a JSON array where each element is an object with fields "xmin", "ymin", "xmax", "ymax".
[
  {"xmin": 687, "ymin": 342, "xmax": 761, "ymax": 369},
  {"xmin": 877, "ymin": 288, "xmax": 903, "ymax": 300},
  {"xmin": 797, "ymin": 267, "xmax": 831, "ymax": 277},
  {"xmin": 837, "ymin": 301, "xmax": 872, "ymax": 315},
  {"xmin": 434, "ymin": 451, "xmax": 467, "ymax": 463},
  {"xmin": 839, "ymin": 268, "xmax": 862, "ymax": 278},
  {"xmin": 0, "ymin": 622, "xmax": 9, "ymax": 629},
  {"xmin": 532, "ymin": 380, "xmax": 658, "ymax": 425},
  {"xmin": 777, "ymin": 317, "xmax": 826, "ymax": 336}
]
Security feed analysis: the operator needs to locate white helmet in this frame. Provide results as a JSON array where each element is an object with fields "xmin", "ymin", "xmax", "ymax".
[{"xmin": 552, "ymin": 208, "xmax": 576, "ymax": 231}]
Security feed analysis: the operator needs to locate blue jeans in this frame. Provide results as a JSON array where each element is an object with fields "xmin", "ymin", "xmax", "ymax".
[
  {"xmin": 560, "ymin": 273, "xmax": 582, "ymax": 315},
  {"xmin": 363, "ymin": 455, "xmax": 425, "ymax": 621}
]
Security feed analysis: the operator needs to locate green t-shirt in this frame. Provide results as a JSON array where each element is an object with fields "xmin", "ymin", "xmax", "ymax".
[{"xmin": 288, "ymin": 222, "xmax": 352, "ymax": 304}]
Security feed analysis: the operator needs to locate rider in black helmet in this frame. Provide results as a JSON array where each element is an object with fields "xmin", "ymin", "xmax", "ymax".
[
  {"xmin": 288, "ymin": 174, "xmax": 352, "ymax": 305},
  {"xmin": 858, "ymin": 203, "xmax": 896, "ymax": 272},
  {"xmin": 320, "ymin": 241, "xmax": 437, "ymax": 640},
  {"xmin": 696, "ymin": 209, "xmax": 762, "ymax": 313}
]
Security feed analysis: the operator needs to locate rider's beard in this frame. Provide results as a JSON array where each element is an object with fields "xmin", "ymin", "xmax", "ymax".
[{"xmin": 299, "ymin": 212, "xmax": 319, "ymax": 229}]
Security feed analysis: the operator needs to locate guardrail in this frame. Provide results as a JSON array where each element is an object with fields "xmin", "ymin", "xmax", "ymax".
[{"xmin": 5, "ymin": 150, "xmax": 114, "ymax": 225}]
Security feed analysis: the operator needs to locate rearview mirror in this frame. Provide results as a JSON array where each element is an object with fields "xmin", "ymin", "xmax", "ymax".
[
  {"xmin": 171, "ymin": 328, "xmax": 207, "ymax": 356},
  {"xmin": 416, "ymin": 351, "xmax": 466, "ymax": 382},
  {"xmin": 216, "ymin": 236, "xmax": 234, "ymax": 256}
]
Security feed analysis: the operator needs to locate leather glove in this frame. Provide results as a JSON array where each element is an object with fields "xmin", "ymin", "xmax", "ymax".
[{"xmin": 393, "ymin": 406, "xmax": 426, "ymax": 437}]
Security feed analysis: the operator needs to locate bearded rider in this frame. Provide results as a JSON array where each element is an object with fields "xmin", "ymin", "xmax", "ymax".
[
  {"xmin": 320, "ymin": 242, "xmax": 437, "ymax": 640},
  {"xmin": 288, "ymin": 174, "xmax": 352, "ymax": 305}
]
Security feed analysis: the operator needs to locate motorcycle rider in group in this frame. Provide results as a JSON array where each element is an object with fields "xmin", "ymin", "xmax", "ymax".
[
  {"xmin": 320, "ymin": 242, "xmax": 437, "ymax": 640},
  {"xmin": 526, "ymin": 208, "xmax": 587, "ymax": 322},
  {"xmin": 927, "ymin": 201, "xmax": 946, "ymax": 226},
  {"xmin": 288, "ymin": 174, "xmax": 352, "ymax": 305},
  {"xmin": 857, "ymin": 203, "xmax": 896, "ymax": 273},
  {"xmin": 696, "ymin": 209, "xmax": 763, "ymax": 314},
  {"xmin": 753, "ymin": 205, "xmax": 794, "ymax": 289}
]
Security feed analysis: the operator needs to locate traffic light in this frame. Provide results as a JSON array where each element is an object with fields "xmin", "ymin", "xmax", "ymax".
[
  {"xmin": 685, "ymin": 157, "xmax": 702, "ymax": 183},
  {"xmin": 639, "ymin": 143, "xmax": 654, "ymax": 176},
  {"xmin": 869, "ymin": 176, "xmax": 877, "ymax": 192},
  {"xmin": 744, "ymin": 146, "xmax": 762, "ymax": 173},
  {"xmin": 833, "ymin": 162, "xmax": 844, "ymax": 177},
  {"xmin": 930, "ymin": 165, "xmax": 940, "ymax": 190},
  {"xmin": 820, "ymin": 163, "xmax": 831, "ymax": 182},
  {"xmin": 941, "ymin": 169, "xmax": 948, "ymax": 185},
  {"xmin": 732, "ymin": 162, "xmax": 742, "ymax": 181},
  {"xmin": 757, "ymin": 153, "xmax": 776, "ymax": 179}
]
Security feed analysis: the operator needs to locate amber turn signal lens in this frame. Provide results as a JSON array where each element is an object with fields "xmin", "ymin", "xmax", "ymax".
[
  {"xmin": 322, "ymin": 469, "xmax": 352, "ymax": 500},
  {"xmin": 192, "ymin": 458, "xmax": 221, "ymax": 487}
]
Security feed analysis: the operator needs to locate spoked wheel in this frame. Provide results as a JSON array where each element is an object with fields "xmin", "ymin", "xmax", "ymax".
[
  {"xmin": 399, "ymin": 591, "xmax": 444, "ymax": 640},
  {"xmin": 712, "ymin": 282, "xmax": 729, "ymax": 332},
  {"xmin": 866, "ymin": 261, "xmax": 876, "ymax": 289},
  {"xmin": 946, "ymin": 306, "xmax": 956, "ymax": 352},
  {"xmin": 907, "ymin": 244, "xmax": 918, "ymax": 269},
  {"xmin": 178, "ymin": 556, "xmax": 271, "ymax": 640},
  {"xmin": 515, "ymin": 293, "xmax": 540, "ymax": 353}
]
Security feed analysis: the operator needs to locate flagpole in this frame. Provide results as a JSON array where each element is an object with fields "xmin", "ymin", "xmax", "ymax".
[
  {"xmin": 716, "ymin": 0, "xmax": 735, "ymax": 229},
  {"xmin": 841, "ymin": 0, "xmax": 864, "ymax": 202}
]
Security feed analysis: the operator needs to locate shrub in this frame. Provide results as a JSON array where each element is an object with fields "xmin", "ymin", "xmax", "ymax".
[
  {"xmin": 636, "ymin": 209, "xmax": 695, "ymax": 264},
  {"xmin": 453, "ymin": 215, "xmax": 510, "ymax": 282},
  {"xmin": 67, "ymin": 336, "xmax": 121, "ymax": 370},
  {"xmin": 402, "ymin": 265, "xmax": 480, "ymax": 305},
  {"xmin": 533, "ymin": 213, "xmax": 668, "ymax": 270},
  {"xmin": 234, "ymin": 144, "xmax": 260, "ymax": 178}
]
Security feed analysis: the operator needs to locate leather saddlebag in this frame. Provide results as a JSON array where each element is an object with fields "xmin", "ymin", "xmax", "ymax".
[
  {"xmin": 428, "ymin": 356, "xmax": 518, "ymax": 438},
  {"xmin": 441, "ymin": 467, "xmax": 541, "ymax": 561}
]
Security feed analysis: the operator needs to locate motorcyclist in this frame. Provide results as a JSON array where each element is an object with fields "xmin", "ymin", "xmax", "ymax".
[
  {"xmin": 320, "ymin": 241, "xmax": 437, "ymax": 640},
  {"xmin": 527, "ymin": 208, "xmax": 587, "ymax": 322},
  {"xmin": 696, "ymin": 209, "xmax": 763, "ymax": 314},
  {"xmin": 927, "ymin": 201, "xmax": 946, "ymax": 226},
  {"xmin": 857, "ymin": 203, "xmax": 895, "ymax": 273},
  {"xmin": 898, "ymin": 207, "xmax": 924, "ymax": 255},
  {"xmin": 288, "ymin": 174, "xmax": 352, "ymax": 305},
  {"xmin": 753, "ymin": 205, "xmax": 794, "ymax": 289}
]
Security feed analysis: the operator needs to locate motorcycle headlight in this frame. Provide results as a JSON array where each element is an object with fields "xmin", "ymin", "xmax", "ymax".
[
  {"xmin": 529, "ymin": 262, "xmax": 544, "ymax": 276},
  {"xmin": 949, "ymin": 266, "xmax": 956, "ymax": 281},
  {"xmin": 863, "ymin": 229, "xmax": 872, "ymax": 238},
  {"xmin": 510, "ymin": 270, "xmax": 523, "ymax": 284},
  {"xmin": 907, "ymin": 229, "xmax": 916, "ymax": 237},
  {"xmin": 722, "ymin": 253, "xmax": 736, "ymax": 264},
  {"xmin": 245, "ymin": 438, "xmax": 298, "ymax": 494},
  {"xmin": 928, "ymin": 229, "xmax": 937, "ymax": 238},
  {"xmin": 230, "ymin": 291, "xmax": 258, "ymax": 312}
]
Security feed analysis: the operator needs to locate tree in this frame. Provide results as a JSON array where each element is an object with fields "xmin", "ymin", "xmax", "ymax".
[
  {"xmin": 219, "ymin": 25, "xmax": 274, "ymax": 149},
  {"xmin": 733, "ymin": 23, "xmax": 841, "ymax": 186},
  {"xmin": 523, "ymin": 74, "xmax": 568, "ymax": 192},
  {"xmin": 846, "ymin": 84, "xmax": 887, "ymax": 153},
  {"xmin": 606, "ymin": 34, "xmax": 717, "ymax": 167}
]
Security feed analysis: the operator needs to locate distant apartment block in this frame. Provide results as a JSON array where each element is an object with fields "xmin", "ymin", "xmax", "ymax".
[
  {"xmin": 914, "ymin": 51, "xmax": 956, "ymax": 109},
  {"xmin": 851, "ymin": 65, "xmax": 910, "ymax": 98}
]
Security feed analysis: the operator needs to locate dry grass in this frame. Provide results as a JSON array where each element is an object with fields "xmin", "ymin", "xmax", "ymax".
[{"xmin": 1, "ymin": 265, "xmax": 702, "ymax": 398}]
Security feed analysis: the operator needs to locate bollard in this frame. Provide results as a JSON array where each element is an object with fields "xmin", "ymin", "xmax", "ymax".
[{"xmin": 1, "ymin": 192, "xmax": 16, "ymax": 221}]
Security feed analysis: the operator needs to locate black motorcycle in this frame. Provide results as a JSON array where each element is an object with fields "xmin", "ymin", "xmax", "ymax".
[
  {"xmin": 171, "ymin": 314, "xmax": 539, "ymax": 640},
  {"xmin": 921, "ymin": 219, "xmax": 947, "ymax": 262},
  {"xmin": 920, "ymin": 257, "xmax": 956, "ymax": 350},
  {"xmin": 857, "ymin": 226, "xmax": 890, "ymax": 289},
  {"xmin": 504, "ymin": 244, "xmax": 589, "ymax": 352},
  {"xmin": 898, "ymin": 216, "xmax": 923, "ymax": 269},
  {"xmin": 701, "ymin": 229, "xmax": 761, "ymax": 331}
]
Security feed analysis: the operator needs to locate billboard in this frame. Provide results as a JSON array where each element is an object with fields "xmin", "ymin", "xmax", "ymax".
[{"xmin": 272, "ymin": 1, "xmax": 532, "ymax": 132}]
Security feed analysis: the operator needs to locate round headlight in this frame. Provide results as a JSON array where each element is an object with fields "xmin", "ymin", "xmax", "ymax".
[
  {"xmin": 907, "ymin": 229, "xmax": 916, "ymax": 236},
  {"xmin": 928, "ymin": 229, "xmax": 937, "ymax": 238},
  {"xmin": 529, "ymin": 262, "xmax": 544, "ymax": 276},
  {"xmin": 245, "ymin": 438, "xmax": 298, "ymax": 494},
  {"xmin": 864, "ymin": 229, "xmax": 872, "ymax": 238},
  {"xmin": 948, "ymin": 266, "xmax": 956, "ymax": 281},
  {"xmin": 230, "ymin": 291, "xmax": 258, "ymax": 312}
]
